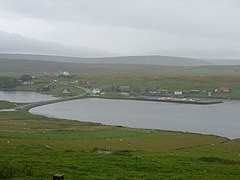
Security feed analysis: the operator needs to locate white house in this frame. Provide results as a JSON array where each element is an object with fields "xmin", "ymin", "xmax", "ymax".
[
  {"xmin": 174, "ymin": 91, "xmax": 183, "ymax": 96},
  {"xmin": 62, "ymin": 71, "xmax": 70, "ymax": 76},
  {"xmin": 92, "ymin": 88, "xmax": 101, "ymax": 94},
  {"xmin": 207, "ymin": 92, "xmax": 212, "ymax": 97}
]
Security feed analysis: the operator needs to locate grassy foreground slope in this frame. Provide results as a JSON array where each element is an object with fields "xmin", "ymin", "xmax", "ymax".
[{"xmin": 0, "ymin": 111, "xmax": 240, "ymax": 179}]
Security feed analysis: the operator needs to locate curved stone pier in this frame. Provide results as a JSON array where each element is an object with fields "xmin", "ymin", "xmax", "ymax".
[{"xmin": 16, "ymin": 93, "xmax": 87, "ymax": 111}]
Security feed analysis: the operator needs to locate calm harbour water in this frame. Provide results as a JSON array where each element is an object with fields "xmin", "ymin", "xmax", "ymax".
[
  {"xmin": 0, "ymin": 91, "xmax": 57, "ymax": 103},
  {"xmin": 30, "ymin": 98, "xmax": 240, "ymax": 139}
]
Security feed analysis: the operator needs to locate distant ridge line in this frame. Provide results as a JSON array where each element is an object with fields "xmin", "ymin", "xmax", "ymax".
[{"xmin": 0, "ymin": 53, "xmax": 210, "ymax": 66}]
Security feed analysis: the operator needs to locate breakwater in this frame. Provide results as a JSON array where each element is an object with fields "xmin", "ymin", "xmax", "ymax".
[
  {"xmin": 16, "ymin": 94, "xmax": 87, "ymax": 111},
  {"xmin": 92, "ymin": 96, "xmax": 223, "ymax": 105}
]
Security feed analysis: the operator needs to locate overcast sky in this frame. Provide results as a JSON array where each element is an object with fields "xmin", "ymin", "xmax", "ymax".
[{"xmin": 0, "ymin": 0, "xmax": 239, "ymax": 58}]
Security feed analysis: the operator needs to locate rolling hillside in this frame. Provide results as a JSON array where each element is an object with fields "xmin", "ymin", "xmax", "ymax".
[
  {"xmin": 1, "ymin": 54, "xmax": 240, "ymax": 75},
  {"xmin": 1, "ymin": 58, "xmax": 240, "ymax": 75},
  {"xmin": 0, "ymin": 58, "xmax": 186, "ymax": 74}
]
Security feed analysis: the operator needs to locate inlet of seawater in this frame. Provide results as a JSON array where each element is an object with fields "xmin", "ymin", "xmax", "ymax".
[
  {"xmin": 0, "ymin": 91, "xmax": 57, "ymax": 103},
  {"xmin": 30, "ymin": 98, "xmax": 240, "ymax": 139}
]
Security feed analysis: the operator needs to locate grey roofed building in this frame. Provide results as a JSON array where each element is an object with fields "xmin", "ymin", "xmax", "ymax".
[
  {"xmin": 100, "ymin": 86, "xmax": 113, "ymax": 91},
  {"xmin": 63, "ymin": 88, "xmax": 70, "ymax": 94},
  {"xmin": 130, "ymin": 86, "xmax": 140, "ymax": 92}
]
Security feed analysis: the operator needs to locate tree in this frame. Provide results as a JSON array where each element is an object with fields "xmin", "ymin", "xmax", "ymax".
[{"xmin": 0, "ymin": 77, "xmax": 19, "ymax": 89}]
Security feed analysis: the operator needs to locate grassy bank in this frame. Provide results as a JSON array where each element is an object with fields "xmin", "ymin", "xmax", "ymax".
[
  {"xmin": 0, "ymin": 101, "xmax": 17, "ymax": 110},
  {"xmin": 0, "ymin": 111, "xmax": 240, "ymax": 179}
]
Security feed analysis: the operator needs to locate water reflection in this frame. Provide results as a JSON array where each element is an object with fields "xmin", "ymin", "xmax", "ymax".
[{"xmin": 0, "ymin": 91, "xmax": 57, "ymax": 103}]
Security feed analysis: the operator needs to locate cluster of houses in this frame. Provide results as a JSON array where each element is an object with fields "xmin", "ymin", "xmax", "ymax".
[
  {"xmin": 63, "ymin": 83, "xmax": 232, "ymax": 97},
  {"xmin": 146, "ymin": 87, "xmax": 231, "ymax": 97},
  {"xmin": 91, "ymin": 86, "xmax": 232, "ymax": 97},
  {"xmin": 91, "ymin": 85, "xmax": 141, "ymax": 96},
  {"xmin": 18, "ymin": 73, "xmax": 232, "ymax": 97}
]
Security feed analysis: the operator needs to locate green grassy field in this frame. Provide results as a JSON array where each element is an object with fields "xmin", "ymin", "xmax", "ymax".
[{"xmin": 0, "ymin": 111, "xmax": 240, "ymax": 179}]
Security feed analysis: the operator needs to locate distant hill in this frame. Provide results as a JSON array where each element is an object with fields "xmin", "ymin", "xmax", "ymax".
[
  {"xmin": 0, "ymin": 53, "xmax": 211, "ymax": 66},
  {"xmin": 1, "ymin": 58, "xmax": 240, "ymax": 75},
  {"xmin": 0, "ymin": 58, "xmax": 187, "ymax": 74}
]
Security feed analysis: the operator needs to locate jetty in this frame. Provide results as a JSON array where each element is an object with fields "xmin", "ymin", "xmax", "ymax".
[{"xmin": 91, "ymin": 96, "xmax": 223, "ymax": 105}]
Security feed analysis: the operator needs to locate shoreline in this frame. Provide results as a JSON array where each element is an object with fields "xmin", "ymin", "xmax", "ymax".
[
  {"xmin": 29, "ymin": 108, "xmax": 232, "ymax": 141},
  {"xmin": 1, "ymin": 93, "xmax": 237, "ymax": 139},
  {"xmin": 14, "ymin": 95, "xmax": 238, "ymax": 140}
]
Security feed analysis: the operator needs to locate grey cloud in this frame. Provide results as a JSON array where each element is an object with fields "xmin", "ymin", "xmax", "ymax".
[
  {"xmin": 0, "ymin": 0, "xmax": 239, "ymax": 40},
  {"xmin": 0, "ymin": 0, "xmax": 239, "ymax": 58}
]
